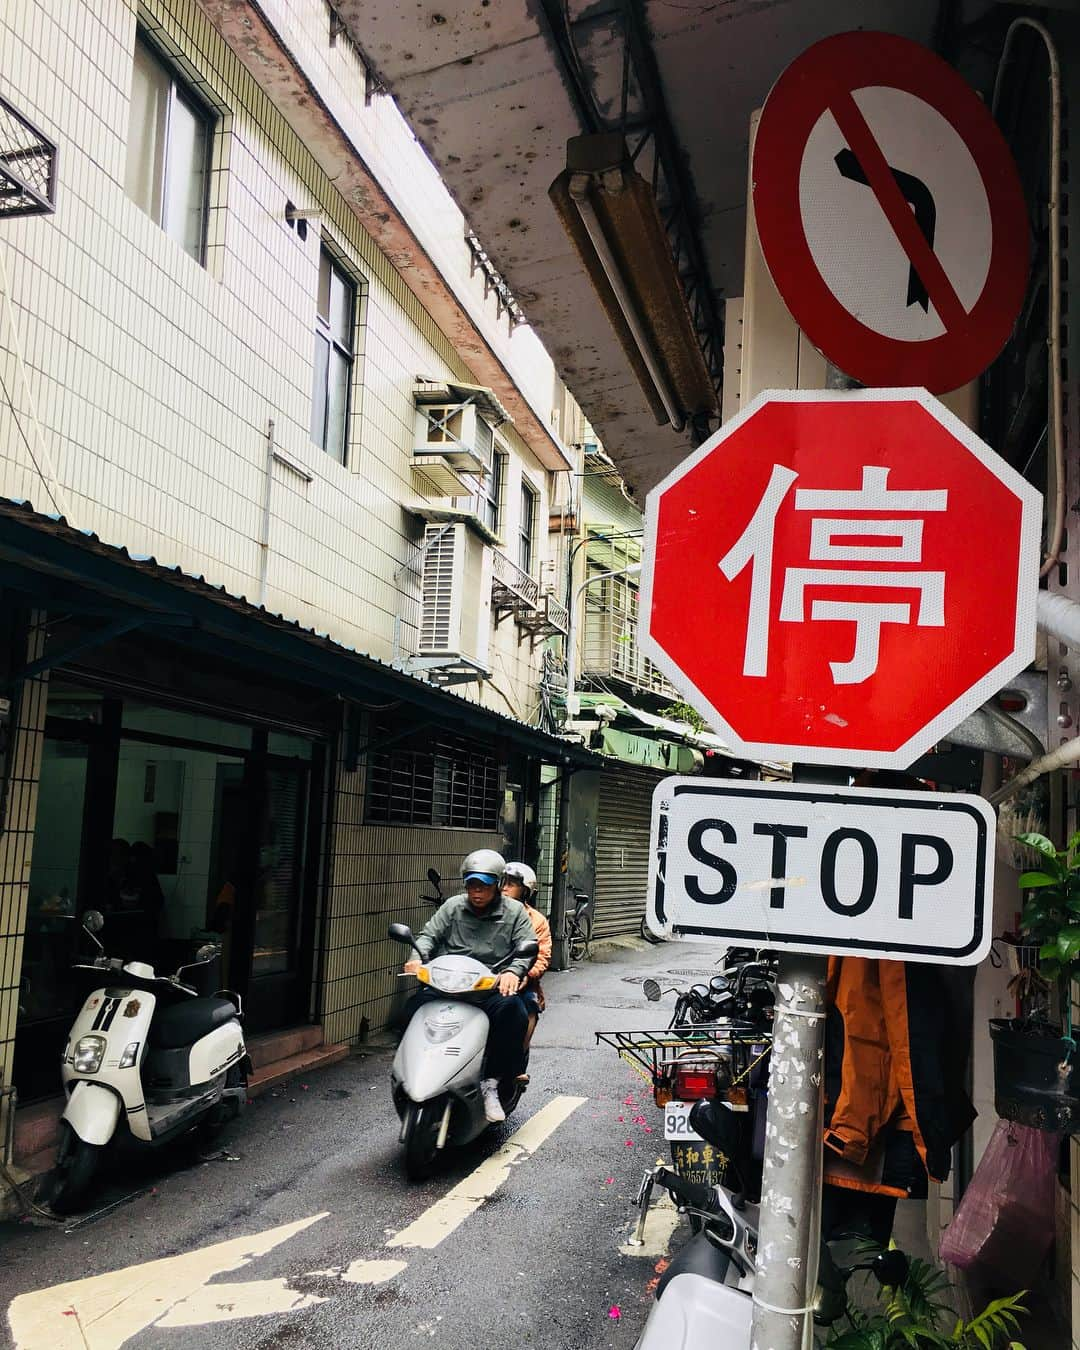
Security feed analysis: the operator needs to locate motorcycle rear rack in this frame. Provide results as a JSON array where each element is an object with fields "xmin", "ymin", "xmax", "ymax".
[{"xmin": 595, "ymin": 1027, "xmax": 770, "ymax": 1085}]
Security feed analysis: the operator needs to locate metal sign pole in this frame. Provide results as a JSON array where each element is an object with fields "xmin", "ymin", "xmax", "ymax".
[
  {"xmin": 751, "ymin": 760, "xmax": 845, "ymax": 1350},
  {"xmin": 749, "ymin": 951, "xmax": 827, "ymax": 1350}
]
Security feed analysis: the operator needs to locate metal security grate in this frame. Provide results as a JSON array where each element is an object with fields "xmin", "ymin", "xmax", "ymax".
[
  {"xmin": 0, "ymin": 94, "xmax": 58, "ymax": 217},
  {"xmin": 366, "ymin": 719, "xmax": 500, "ymax": 830}
]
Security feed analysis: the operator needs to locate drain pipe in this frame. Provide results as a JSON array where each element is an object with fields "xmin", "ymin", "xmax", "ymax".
[{"xmin": 991, "ymin": 593, "xmax": 1080, "ymax": 803}]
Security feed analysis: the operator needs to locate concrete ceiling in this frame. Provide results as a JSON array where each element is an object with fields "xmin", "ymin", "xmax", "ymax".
[{"xmin": 336, "ymin": 0, "xmax": 984, "ymax": 495}]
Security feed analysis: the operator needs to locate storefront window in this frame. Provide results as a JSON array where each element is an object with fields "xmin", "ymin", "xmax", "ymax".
[{"xmin": 17, "ymin": 681, "xmax": 322, "ymax": 1098}]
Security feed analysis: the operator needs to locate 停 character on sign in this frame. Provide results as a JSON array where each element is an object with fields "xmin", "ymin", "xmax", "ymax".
[{"xmin": 719, "ymin": 465, "xmax": 947, "ymax": 685}]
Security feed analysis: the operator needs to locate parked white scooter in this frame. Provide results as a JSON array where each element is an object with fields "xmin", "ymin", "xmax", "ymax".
[
  {"xmin": 388, "ymin": 921, "xmax": 538, "ymax": 1180},
  {"xmin": 48, "ymin": 909, "xmax": 248, "ymax": 1214}
]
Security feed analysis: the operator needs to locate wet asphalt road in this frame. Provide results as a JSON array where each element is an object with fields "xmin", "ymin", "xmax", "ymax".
[{"xmin": 0, "ymin": 940, "xmax": 719, "ymax": 1350}]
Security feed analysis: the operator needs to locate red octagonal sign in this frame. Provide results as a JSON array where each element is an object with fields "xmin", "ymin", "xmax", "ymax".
[{"xmin": 639, "ymin": 389, "xmax": 1042, "ymax": 768}]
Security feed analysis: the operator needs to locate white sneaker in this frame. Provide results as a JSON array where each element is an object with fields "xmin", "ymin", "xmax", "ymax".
[{"xmin": 480, "ymin": 1078, "xmax": 505, "ymax": 1123}]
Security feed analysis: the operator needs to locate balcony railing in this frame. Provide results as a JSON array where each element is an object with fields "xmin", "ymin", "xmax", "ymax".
[
  {"xmin": 520, "ymin": 591, "xmax": 570, "ymax": 640},
  {"xmin": 491, "ymin": 549, "xmax": 540, "ymax": 614},
  {"xmin": 583, "ymin": 611, "xmax": 676, "ymax": 697}
]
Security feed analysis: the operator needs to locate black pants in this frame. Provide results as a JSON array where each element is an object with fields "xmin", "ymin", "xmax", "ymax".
[{"xmin": 405, "ymin": 989, "xmax": 528, "ymax": 1080}]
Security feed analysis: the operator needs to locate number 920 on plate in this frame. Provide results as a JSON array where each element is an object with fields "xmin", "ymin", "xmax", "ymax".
[{"xmin": 663, "ymin": 1100, "xmax": 703, "ymax": 1141}]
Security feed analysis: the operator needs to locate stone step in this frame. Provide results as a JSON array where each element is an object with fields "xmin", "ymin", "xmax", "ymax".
[
  {"xmin": 245, "ymin": 1024, "xmax": 324, "ymax": 1070},
  {"xmin": 247, "ymin": 1041, "xmax": 350, "ymax": 1098},
  {"xmin": 13, "ymin": 1096, "xmax": 63, "ymax": 1164}
]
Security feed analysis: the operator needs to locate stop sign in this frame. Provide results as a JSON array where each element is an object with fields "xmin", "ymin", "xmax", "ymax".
[{"xmin": 639, "ymin": 389, "xmax": 1042, "ymax": 768}]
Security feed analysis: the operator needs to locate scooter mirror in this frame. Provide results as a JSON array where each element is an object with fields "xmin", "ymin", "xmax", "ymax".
[
  {"xmin": 195, "ymin": 943, "xmax": 220, "ymax": 963},
  {"xmin": 514, "ymin": 939, "xmax": 539, "ymax": 963},
  {"xmin": 871, "ymin": 1249, "xmax": 910, "ymax": 1288},
  {"xmin": 83, "ymin": 910, "xmax": 105, "ymax": 934},
  {"xmin": 388, "ymin": 922, "xmax": 417, "ymax": 946},
  {"xmin": 427, "ymin": 868, "xmax": 441, "ymax": 888},
  {"xmin": 642, "ymin": 978, "xmax": 662, "ymax": 1002}
]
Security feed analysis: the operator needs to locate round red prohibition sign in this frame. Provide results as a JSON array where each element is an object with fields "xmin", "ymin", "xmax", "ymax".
[{"xmin": 752, "ymin": 31, "xmax": 1028, "ymax": 393}]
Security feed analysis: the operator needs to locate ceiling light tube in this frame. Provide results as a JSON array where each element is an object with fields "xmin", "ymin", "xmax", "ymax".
[{"xmin": 568, "ymin": 173, "xmax": 685, "ymax": 433}]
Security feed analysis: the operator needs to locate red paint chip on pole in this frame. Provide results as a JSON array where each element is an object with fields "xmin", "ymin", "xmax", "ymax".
[{"xmin": 752, "ymin": 31, "xmax": 1028, "ymax": 393}]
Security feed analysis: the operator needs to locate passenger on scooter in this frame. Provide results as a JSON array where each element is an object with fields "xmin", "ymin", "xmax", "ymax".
[
  {"xmin": 402, "ymin": 849, "xmax": 532, "ymax": 1123},
  {"xmin": 500, "ymin": 862, "xmax": 550, "ymax": 1054}
]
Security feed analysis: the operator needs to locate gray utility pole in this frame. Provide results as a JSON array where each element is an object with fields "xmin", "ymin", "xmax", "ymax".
[
  {"xmin": 749, "ymin": 951, "xmax": 827, "ymax": 1350},
  {"xmin": 750, "ymin": 760, "xmax": 851, "ymax": 1350}
]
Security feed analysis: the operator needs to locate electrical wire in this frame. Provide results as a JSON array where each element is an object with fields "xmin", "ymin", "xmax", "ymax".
[
  {"xmin": 992, "ymin": 18, "xmax": 1062, "ymax": 579},
  {"xmin": 0, "ymin": 245, "xmax": 69, "ymax": 520}
]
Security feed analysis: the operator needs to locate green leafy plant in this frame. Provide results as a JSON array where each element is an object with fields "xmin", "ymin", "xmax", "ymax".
[
  {"xmin": 823, "ymin": 1255, "xmax": 1026, "ymax": 1349},
  {"xmin": 1015, "ymin": 831, "xmax": 1080, "ymax": 985},
  {"xmin": 659, "ymin": 699, "xmax": 707, "ymax": 734}
]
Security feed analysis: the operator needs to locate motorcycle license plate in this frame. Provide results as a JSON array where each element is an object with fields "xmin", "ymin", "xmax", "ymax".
[{"xmin": 663, "ymin": 1101, "xmax": 703, "ymax": 1141}]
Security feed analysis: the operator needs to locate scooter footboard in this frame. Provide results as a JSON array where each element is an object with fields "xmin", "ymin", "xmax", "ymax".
[{"xmin": 63, "ymin": 1080, "xmax": 122, "ymax": 1146}]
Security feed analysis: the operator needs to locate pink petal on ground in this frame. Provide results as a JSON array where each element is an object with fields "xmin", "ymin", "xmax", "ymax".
[
  {"xmin": 604, "ymin": 1177, "xmax": 614, "ymax": 1184},
  {"xmin": 625, "ymin": 1139, "xmax": 634, "ymax": 1147},
  {"xmin": 643, "ymin": 1126, "xmax": 653, "ymax": 1133},
  {"xmin": 608, "ymin": 1306, "xmax": 621, "ymax": 1320},
  {"xmin": 617, "ymin": 1115, "xmax": 624, "ymax": 1122}
]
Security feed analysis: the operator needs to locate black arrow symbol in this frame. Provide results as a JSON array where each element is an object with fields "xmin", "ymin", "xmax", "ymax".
[{"xmin": 834, "ymin": 147, "xmax": 937, "ymax": 313}]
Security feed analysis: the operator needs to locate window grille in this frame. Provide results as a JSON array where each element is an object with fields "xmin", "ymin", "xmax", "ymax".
[{"xmin": 366, "ymin": 720, "xmax": 501, "ymax": 829}]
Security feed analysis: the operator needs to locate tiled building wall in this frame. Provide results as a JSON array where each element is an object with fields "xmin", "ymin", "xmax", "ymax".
[
  {"xmin": 0, "ymin": 0, "xmax": 554, "ymax": 726},
  {"xmin": 318, "ymin": 741, "xmax": 503, "ymax": 1045},
  {"xmin": 0, "ymin": 615, "xmax": 48, "ymax": 1152}
]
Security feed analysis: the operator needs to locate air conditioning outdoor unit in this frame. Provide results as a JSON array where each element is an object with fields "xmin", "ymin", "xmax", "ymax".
[
  {"xmin": 413, "ymin": 402, "xmax": 493, "ymax": 475},
  {"xmin": 417, "ymin": 523, "xmax": 492, "ymax": 668}
]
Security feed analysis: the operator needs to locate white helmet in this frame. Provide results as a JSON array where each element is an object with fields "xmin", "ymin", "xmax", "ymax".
[
  {"xmin": 460, "ymin": 848, "xmax": 505, "ymax": 886},
  {"xmin": 502, "ymin": 862, "xmax": 537, "ymax": 902}
]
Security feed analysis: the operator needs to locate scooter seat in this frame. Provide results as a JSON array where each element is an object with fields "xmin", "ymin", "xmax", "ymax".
[{"xmin": 150, "ymin": 997, "xmax": 238, "ymax": 1050}]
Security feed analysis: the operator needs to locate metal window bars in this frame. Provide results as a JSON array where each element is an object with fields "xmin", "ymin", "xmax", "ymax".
[{"xmin": 0, "ymin": 94, "xmax": 58, "ymax": 218}]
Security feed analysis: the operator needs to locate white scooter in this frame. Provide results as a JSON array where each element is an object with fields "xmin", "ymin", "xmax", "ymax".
[
  {"xmin": 631, "ymin": 1100, "xmax": 909, "ymax": 1349},
  {"xmin": 388, "ymin": 921, "xmax": 538, "ymax": 1180},
  {"xmin": 47, "ymin": 909, "xmax": 248, "ymax": 1214}
]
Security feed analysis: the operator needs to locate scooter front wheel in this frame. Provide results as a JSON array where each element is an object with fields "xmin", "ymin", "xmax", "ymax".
[
  {"xmin": 46, "ymin": 1123, "xmax": 102, "ymax": 1215},
  {"xmin": 403, "ymin": 1099, "xmax": 444, "ymax": 1181}
]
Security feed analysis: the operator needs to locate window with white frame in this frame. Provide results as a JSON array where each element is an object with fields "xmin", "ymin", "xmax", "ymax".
[
  {"xmin": 311, "ymin": 249, "xmax": 356, "ymax": 462},
  {"xmin": 519, "ymin": 480, "xmax": 538, "ymax": 575},
  {"xmin": 477, "ymin": 448, "xmax": 505, "ymax": 534},
  {"xmin": 125, "ymin": 32, "xmax": 212, "ymax": 262}
]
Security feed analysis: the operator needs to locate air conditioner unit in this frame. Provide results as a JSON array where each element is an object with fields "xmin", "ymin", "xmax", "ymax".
[
  {"xmin": 413, "ymin": 402, "xmax": 493, "ymax": 475},
  {"xmin": 417, "ymin": 522, "xmax": 492, "ymax": 668}
]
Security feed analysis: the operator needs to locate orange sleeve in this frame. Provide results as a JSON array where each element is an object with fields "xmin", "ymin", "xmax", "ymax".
[{"xmin": 527, "ymin": 907, "xmax": 552, "ymax": 980}]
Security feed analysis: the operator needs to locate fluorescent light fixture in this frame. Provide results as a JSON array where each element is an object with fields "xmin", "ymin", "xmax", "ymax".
[{"xmin": 550, "ymin": 134, "xmax": 718, "ymax": 433}]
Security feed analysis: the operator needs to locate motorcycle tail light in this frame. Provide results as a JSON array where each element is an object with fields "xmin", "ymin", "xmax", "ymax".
[
  {"xmin": 726, "ymin": 1086, "xmax": 748, "ymax": 1107},
  {"xmin": 653, "ymin": 1083, "xmax": 672, "ymax": 1107},
  {"xmin": 674, "ymin": 1067, "xmax": 716, "ymax": 1100}
]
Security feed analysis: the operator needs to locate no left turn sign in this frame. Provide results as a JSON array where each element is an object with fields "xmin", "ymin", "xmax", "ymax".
[{"xmin": 752, "ymin": 31, "xmax": 1028, "ymax": 393}]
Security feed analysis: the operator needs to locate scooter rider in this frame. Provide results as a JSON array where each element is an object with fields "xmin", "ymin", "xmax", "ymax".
[
  {"xmin": 500, "ymin": 863, "xmax": 551, "ymax": 1054},
  {"xmin": 402, "ymin": 849, "xmax": 532, "ymax": 1123}
]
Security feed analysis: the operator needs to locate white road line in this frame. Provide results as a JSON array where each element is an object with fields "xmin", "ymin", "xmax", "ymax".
[
  {"xmin": 388, "ymin": 1095, "xmax": 587, "ymax": 1251},
  {"xmin": 7, "ymin": 1213, "xmax": 327, "ymax": 1350},
  {"xmin": 155, "ymin": 1279, "xmax": 326, "ymax": 1327}
]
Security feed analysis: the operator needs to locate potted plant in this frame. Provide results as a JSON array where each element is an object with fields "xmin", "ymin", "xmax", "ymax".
[
  {"xmin": 823, "ymin": 1254, "xmax": 1027, "ymax": 1349},
  {"xmin": 990, "ymin": 831, "xmax": 1080, "ymax": 1131}
]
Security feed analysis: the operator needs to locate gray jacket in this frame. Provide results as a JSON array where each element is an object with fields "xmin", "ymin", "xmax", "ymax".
[{"xmin": 414, "ymin": 892, "xmax": 535, "ymax": 981}]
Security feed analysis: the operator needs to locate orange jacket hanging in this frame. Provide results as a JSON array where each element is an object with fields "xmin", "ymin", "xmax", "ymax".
[{"xmin": 823, "ymin": 956, "xmax": 976, "ymax": 1198}]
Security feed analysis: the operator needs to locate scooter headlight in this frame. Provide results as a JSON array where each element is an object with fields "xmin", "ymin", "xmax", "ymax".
[
  {"xmin": 72, "ymin": 1035, "xmax": 106, "ymax": 1074},
  {"xmin": 428, "ymin": 968, "xmax": 483, "ymax": 995},
  {"xmin": 118, "ymin": 1041, "xmax": 140, "ymax": 1069}
]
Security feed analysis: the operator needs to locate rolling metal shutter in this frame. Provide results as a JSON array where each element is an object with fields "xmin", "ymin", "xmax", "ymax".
[{"xmin": 593, "ymin": 762, "xmax": 664, "ymax": 938}]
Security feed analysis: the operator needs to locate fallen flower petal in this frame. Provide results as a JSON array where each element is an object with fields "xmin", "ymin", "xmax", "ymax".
[
  {"xmin": 608, "ymin": 1306, "xmax": 621, "ymax": 1320},
  {"xmin": 625, "ymin": 1139, "xmax": 634, "ymax": 1147},
  {"xmin": 604, "ymin": 1177, "xmax": 614, "ymax": 1184}
]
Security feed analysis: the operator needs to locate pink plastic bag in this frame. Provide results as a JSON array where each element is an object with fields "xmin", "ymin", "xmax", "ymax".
[{"xmin": 939, "ymin": 1120, "xmax": 1058, "ymax": 1287}]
